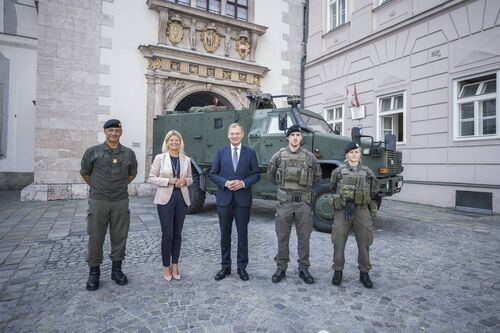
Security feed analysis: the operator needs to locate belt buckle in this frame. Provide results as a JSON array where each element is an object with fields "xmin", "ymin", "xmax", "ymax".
[{"xmin": 292, "ymin": 194, "xmax": 301, "ymax": 202}]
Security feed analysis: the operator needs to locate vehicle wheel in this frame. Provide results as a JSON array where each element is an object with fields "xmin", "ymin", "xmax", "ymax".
[
  {"xmin": 187, "ymin": 170, "xmax": 206, "ymax": 214},
  {"xmin": 312, "ymin": 179, "xmax": 334, "ymax": 233}
]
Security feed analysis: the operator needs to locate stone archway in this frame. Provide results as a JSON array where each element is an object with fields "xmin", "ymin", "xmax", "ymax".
[{"xmin": 174, "ymin": 91, "xmax": 233, "ymax": 111}]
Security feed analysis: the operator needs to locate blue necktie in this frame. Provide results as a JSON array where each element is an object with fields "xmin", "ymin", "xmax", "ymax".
[{"xmin": 232, "ymin": 147, "xmax": 238, "ymax": 172}]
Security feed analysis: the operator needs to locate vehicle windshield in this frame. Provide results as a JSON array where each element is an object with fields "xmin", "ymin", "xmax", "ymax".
[{"xmin": 301, "ymin": 113, "xmax": 333, "ymax": 133}]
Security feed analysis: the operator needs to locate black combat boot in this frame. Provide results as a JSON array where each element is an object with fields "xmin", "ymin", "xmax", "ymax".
[
  {"xmin": 332, "ymin": 270, "xmax": 343, "ymax": 286},
  {"xmin": 86, "ymin": 266, "xmax": 100, "ymax": 291},
  {"xmin": 359, "ymin": 272, "xmax": 373, "ymax": 289},
  {"xmin": 298, "ymin": 269, "xmax": 315, "ymax": 284},
  {"xmin": 111, "ymin": 261, "xmax": 128, "ymax": 285},
  {"xmin": 272, "ymin": 268, "xmax": 286, "ymax": 283}
]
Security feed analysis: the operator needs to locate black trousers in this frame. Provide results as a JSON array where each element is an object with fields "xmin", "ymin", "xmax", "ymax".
[
  {"xmin": 217, "ymin": 197, "xmax": 250, "ymax": 270},
  {"xmin": 157, "ymin": 190, "xmax": 187, "ymax": 267}
]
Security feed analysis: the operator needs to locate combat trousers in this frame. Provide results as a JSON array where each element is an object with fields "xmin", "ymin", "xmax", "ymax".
[
  {"xmin": 331, "ymin": 205, "xmax": 373, "ymax": 273},
  {"xmin": 86, "ymin": 198, "xmax": 130, "ymax": 267},
  {"xmin": 274, "ymin": 201, "xmax": 313, "ymax": 271}
]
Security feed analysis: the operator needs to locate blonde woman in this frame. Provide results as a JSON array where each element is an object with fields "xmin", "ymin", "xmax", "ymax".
[{"xmin": 148, "ymin": 130, "xmax": 193, "ymax": 281}]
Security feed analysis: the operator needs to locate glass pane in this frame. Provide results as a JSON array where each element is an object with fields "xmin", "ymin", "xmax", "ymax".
[
  {"xmin": 237, "ymin": 7, "xmax": 247, "ymax": 20},
  {"xmin": 179, "ymin": 0, "xmax": 190, "ymax": 5},
  {"xmin": 197, "ymin": 0, "xmax": 207, "ymax": 9},
  {"xmin": 382, "ymin": 116, "xmax": 392, "ymax": 130},
  {"xmin": 325, "ymin": 109, "xmax": 333, "ymax": 120},
  {"xmin": 334, "ymin": 107, "xmax": 342, "ymax": 119},
  {"xmin": 459, "ymin": 83, "xmax": 479, "ymax": 98},
  {"xmin": 482, "ymin": 118, "xmax": 496, "ymax": 135},
  {"xmin": 226, "ymin": 4, "xmax": 235, "ymax": 16},
  {"xmin": 481, "ymin": 99, "xmax": 496, "ymax": 117},
  {"xmin": 483, "ymin": 80, "xmax": 496, "ymax": 94},
  {"xmin": 238, "ymin": 0, "xmax": 247, "ymax": 6},
  {"xmin": 460, "ymin": 121, "xmax": 474, "ymax": 136},
  {"xmin": 460, "ymin": 103, "xmax": 474, "ymax": 119},
  {"xmin": 167, "ymin": 0, "xmax": 175, "ymax": 2},
  {"xmin": 339, "ymin": 0, "xmax": 346, "ymax": 25},
  {"xmin": 380, "ymin": 98, "xmax": 391, "ymax": 112},
  {"xmin": 331, "ymin": 3, "xmax": 337, "ymax": 28},
  {"xmin": 209, "ymin": 0, "xmax": 221, "ymax": 13},
  {"xmin": 394, "ymin": 95, "xmax": 404, "ymax": 109},
  {"xmin": 335, "ymin": 122, "xmax": 343, "ymax": 134}
]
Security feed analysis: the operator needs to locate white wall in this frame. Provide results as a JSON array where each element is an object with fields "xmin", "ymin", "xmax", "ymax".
[
  {"xmin": 100, "ymin": 0, "xmax": 157, "ymax": 182},
  {"xmin": 254, "ymin": 0, "xmax": 289, "ymax": 103},
  {"xmin": 0, "ymin": 39, "xmax": 37, "ymax": 172}
]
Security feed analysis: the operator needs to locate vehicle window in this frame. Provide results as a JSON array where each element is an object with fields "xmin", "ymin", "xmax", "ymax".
[
  {"xmin": 301, "ymin": 114, "xmax": 333, "ymax": 133},
  {"xmin": 266, "ymin": 115, "xmax": 293, "ymax": 134}
]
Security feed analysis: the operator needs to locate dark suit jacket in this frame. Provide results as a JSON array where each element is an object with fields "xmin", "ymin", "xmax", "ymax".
[{"xmin": 208, "ymin": 145, "xmax": 261, "ymax": 207}]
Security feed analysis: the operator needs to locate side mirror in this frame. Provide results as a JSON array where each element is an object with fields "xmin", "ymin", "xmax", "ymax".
[
  {"xmin": 384, "ymin": 134, "xmax": 396, "ymax": 151},
  {"xmin": 351, "ymin": 127, "xmax": 362, "ymax": 145},
  {"xmin": 278, "ymin": 111, "xmax": 288, "ymax": 131}
]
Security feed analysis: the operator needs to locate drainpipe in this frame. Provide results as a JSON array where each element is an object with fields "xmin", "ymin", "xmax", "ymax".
[{"xmin": 300, "ymin": 0, "xmax": 309, "ymax": 107}]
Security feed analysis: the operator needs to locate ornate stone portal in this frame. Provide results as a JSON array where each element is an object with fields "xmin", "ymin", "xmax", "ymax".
[{"xmin": 141, "ymin": 0, "xmax": 269, "ymax": 177}]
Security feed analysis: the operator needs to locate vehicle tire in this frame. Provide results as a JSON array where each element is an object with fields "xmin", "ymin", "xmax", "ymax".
[
  {"xmin": 187, "ymin": 170, "xmax": 206, "ymax": 214},
  {"xmin": 312, "ymin": 179, "xmax": 334, "ymax": 233}
]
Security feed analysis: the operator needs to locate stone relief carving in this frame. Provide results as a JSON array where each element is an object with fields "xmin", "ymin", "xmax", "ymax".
[
  {"xmin": 167, "ymin": 14, "xmax": 184, "ymax": 45},
  {"xmin": 229, "ymin": 88, "xmax": 248, "ymax": 108},
  {"xmin": 189, "ymin": 18, "xmax": 197, "ymax": 50},
  {"xmin": 235, "ymin": 30, "xmax": 251, "ymax": 59},
  {"xmin": 163, "ymin": 79, "xmax": 187, "ymax": 111},
  {"xmin": 200, "ymin": 23, "xmax": 221, "ymax": 53}
]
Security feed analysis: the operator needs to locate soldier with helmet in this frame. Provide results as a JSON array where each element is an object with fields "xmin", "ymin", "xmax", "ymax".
[
  {"xmin": 330, "ymin": 142, "xmax": 379, "ymax": 288},
  {"xmin": 267, "ymin": 125, "xmax": 322, "ymax": 284}
]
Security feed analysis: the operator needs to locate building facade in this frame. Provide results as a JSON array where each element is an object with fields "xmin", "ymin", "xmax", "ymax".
[
  {"xmin": 0, "ymin": 0, "xmax": 38, "ymax": 189},
  {"xmin": 10, "ymin": 0, "xmax": 306, "ymax": 199},
  {"xmin": 304, "ymin": 0, "xmax": 500, "ymax": 213}
]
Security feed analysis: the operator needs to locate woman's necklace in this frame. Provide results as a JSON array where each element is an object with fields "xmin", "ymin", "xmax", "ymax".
[{"xmin": 170, "ymin": 155, "xmax": 179, "ymax": 178}]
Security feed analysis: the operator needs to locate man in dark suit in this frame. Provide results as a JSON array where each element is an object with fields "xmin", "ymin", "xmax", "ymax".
[{"xmin": 209, "ymin": 123, "xmax": 261, "ymax": 281}]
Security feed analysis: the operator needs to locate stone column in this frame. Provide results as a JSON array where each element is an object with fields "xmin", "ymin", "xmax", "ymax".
[
  {"xmin": 145, "ymin": 75, "xmax": 156, "ymax": 181},
  {"xmin": 154, "ymin": 77, "xmax": 165, "ymax": 116},
  {"xmin": 158, "ymin": 9, "xmax": 169, "ymax": 45}
]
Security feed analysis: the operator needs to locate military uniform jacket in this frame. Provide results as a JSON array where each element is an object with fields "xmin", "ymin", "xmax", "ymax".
[
  {"xmin": 267, "ymin": 146, "xmax": 322, "ymax": 193},
  {"xmin": 330, "ymin": 162, "xmax": 378, "ymax": 199},
  {"xmin": 80, "ymin": 142, "xmax": 138, "ymax": 201}
]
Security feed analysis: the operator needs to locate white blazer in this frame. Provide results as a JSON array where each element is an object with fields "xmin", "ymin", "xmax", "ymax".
[{"xmin": 148, "ymin": 153, "xmax": 193, "ymax": 206}]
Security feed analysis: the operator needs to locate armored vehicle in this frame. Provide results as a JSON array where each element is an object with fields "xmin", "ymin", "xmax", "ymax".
[{"xmin": 153, "ymin": 94, "xmax": 403, "ymax": 232}]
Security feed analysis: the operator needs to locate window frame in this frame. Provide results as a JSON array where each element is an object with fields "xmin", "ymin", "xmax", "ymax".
[
  {"xmin": 324, "ymin": 104, "xmax": 344, "ymax": 135},
  {"xmin": 327, "ymin": 0, "xmax": 348, "ymax": 32},
  {"xmin": 226, "ymin": 0, "xmax": 248, "ymax": 21},
  {"xmin": 197, "ymin": 0, "xmax": 222, "ymax": 14},
  {"xmin": 453, "ymin": 71, "xmax": 499, "ymax": 141},
  {"xmin": 376, "ymin": 91, "xmax": 406, "ymax": 144},
  {"xmin": 168, "ymin": 0, "xmax": 191, "ymax": 5}
]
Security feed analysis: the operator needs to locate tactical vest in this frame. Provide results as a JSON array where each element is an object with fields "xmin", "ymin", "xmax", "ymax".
[
  {"xmin": 336, "ymin": 164, "xmax": 372, "ymax": 205},
  {"xmin": 275, "ymin": 148, "xmax": 314, "ymax": 192}
]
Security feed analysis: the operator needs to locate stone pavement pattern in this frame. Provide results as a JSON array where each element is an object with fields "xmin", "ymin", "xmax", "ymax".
[{"xmin": 0, "ymin": 190, "xmax": 499, "ymax": 332}]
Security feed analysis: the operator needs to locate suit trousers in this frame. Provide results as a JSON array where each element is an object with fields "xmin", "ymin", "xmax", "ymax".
[
  {"xmin": 86, "ymin": 198, "xmax": 130, "ymax": 267},
  {"xmin": 331, "ymin": 206, "xmax": 374, "ymax": 273},
  {"xmin": 217, "ymin": 197, "xmax": 250, "ymax": 270},
  {"xmin": 157, "ymin": 190, "xmax": 187, "ymax": 267},
  {"xmin": 274, "ymin": 201, "xmax": 313, "ymax": 271}
]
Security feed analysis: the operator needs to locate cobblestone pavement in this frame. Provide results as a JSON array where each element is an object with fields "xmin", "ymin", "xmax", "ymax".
[{"xmin": 0, "ymin": 190, "xmax": 499, "ymax": 332}]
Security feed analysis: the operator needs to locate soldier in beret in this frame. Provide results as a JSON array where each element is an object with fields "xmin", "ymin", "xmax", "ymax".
[
  {"xmin": 80, "ymin": 119, "xmax": 138, "ymax": 291},
  {"xmin": 267, "ymin": 125, "xmax": 322, "ymax": 284},
  {"xmin": 329, "ymin": 141, "xmax": 378, "ymax": 288}
]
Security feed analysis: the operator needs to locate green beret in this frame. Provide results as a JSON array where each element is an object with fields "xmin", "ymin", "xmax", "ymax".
[
  {"xmin": 344, "ymin": 142, "xmax": 360, "ymax": 154},
  {"xmin": 103, "ymin": 119, "xmax": 122, "ymax": 129},
  {"xmin": 286, "ymin": 125, "xmax": 303, "ymax": 137}
]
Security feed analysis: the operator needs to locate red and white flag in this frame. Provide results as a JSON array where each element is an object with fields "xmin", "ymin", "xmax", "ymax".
[{"xmin": 346, "ymin": 84, "xmax": 360, "ymax": 107}]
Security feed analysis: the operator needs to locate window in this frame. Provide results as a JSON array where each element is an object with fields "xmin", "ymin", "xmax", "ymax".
[
  {"xmin": 226, "ymin": 0, "xmax": 248, "ymax": 21},
  {"xmin": 378, "ymin": 0, "xmax": 392, "ymax": 5},
  {"xmin": 455, "ymin": 73, "xmax": 497, "ymax": 139},
  {"xmin": 168, "ymin": 0, "xmax": 191, "ymax": 5},
  {"xmin": 377, "ymin": 92, "xmax": 405, "ymax": 143},
  {"xmin": 197, "ymin": 0, "xmax": 222, "ymax": 14},
  {"xmin": 267, "ymin": 115, "xmax": 292, "ymax": 134},
  {"xmin": 327, "ymin": 0, "xmax": 347, "ymax": 31},
  {"xmin": 324, "ymin": 105, "xmax": 344, "ymax": 135}
]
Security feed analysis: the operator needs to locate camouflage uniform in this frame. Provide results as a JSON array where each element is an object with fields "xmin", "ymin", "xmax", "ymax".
[
  {"xmin": 268, "ymin": 146, "xmax": 322, "ymax": 271},
  {"xmin": 330, "ymin": 162, "xmax": 378, "ymax": 273}
]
